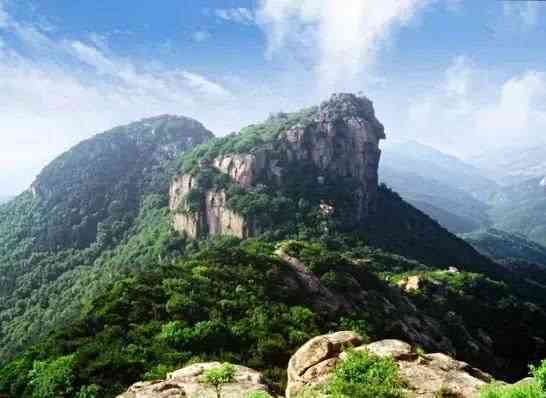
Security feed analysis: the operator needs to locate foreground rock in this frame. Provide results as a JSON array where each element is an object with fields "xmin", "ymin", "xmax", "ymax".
[
  {"xmin": 286, "ymin": 332, "xmax": 493, "ymax": 398},
  {"xmin": 117, "ymin": 362, "xmax": 272, "ymax": 398}
]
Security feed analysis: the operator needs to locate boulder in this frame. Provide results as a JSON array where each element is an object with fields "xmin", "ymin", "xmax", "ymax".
[
  {"xmin": 117, "ymin": 362, "xmax": 272, "ymax": 398},
  {"xmin": 286, "ymin": 331, "xmax": 363, "ymax": 397},
  {"xmin": 286, "ymin": 333, "xmax": 494, "ymax": 398}
]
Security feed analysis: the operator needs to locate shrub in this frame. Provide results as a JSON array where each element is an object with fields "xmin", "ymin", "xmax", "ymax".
[
  {"xmin": 327, "ymin": 350, "xmax": 405, "ymax": 398},
  {"xmin": 200, "ymin": 363, "xmax": 237, "ymax": 398},
  {"xmin": 28, "ymin": 355, "xmax": 76, "ymax": 398},
  {"xmin": 530, "ymin": 360, "xmax": 546, "ymax": 391},
  {"xmin": 479, "ymin": 382, "xmax": 544, "ymax": 398}
]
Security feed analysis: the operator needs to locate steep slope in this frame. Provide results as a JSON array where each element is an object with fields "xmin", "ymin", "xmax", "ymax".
[
  {"xmin": 1, "ymin": 239, "xmax": 545, "ymax": 397},
  {"xmin": 0, "ymin": 115, "xmax": 212, "ymax": 361}
]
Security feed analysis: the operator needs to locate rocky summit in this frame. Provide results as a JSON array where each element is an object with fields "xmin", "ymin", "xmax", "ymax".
[{"xmin": 170, "ymin": 93, "xmax": 385, "ymax": 239}]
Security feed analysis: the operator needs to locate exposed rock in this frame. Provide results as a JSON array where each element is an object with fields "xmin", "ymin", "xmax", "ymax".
[
  {"xmin": 397, "ymin": 275, "xmax": 421, "ymax": 292},
  {"xmin": 286, "ymin": 333, "xmax": 493, "ymax": 398},
  {"xmin": 286, "ymin": 331, "xmax": 363, "ymax": 398},
  {"xmin": 169, "ymin": 175, "xmax": 253, "ymax": 239},
  {"xmin": 117, "ymin": 362, "xmax": 272, "ymax": 398},
  {"xmin": 275, "ymin": 246, "xmax": 352, "ymax": 313},
  {"xmin": 170, "ymin": 93, "xmax": 385, "ymax": 240}
]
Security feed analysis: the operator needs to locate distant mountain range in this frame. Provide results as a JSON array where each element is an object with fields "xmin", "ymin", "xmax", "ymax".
[
  {"xmin": 380, "ymin": 140, "xmax": 498, "ymax": 233},
  {"xmin": 460, "ymin": 228, "xmax": 546, "ymax": 266},
  {"xmin": 381, "ymin": 139, "xmax": 546, "ymax": 256},
  {"xmin": 469, "ymin": 144, "xmax": 546, "ymax": 185}
]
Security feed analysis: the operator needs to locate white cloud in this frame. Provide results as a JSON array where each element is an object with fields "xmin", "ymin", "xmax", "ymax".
[
  {"xmin": 503, "ymin": 2, "xmax": 541, "ymax": 28},
  {"xmin": 400, "ymin": 57, "xmax": 546, "ymax": 157},
  {"xmin": 0, "ymin": 10, "xmax": 236, "ymax": 196},
  {"xmin": 214, "ymin": 8, "xmax": 255, "ymax": 24},
  {"xmin": 256, "ymin": 0, "xmax": 429, "ymax": 94}
]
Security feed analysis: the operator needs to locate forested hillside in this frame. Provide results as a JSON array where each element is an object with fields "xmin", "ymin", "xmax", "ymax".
[
  {"xmin": 461, "ymin": 228, "xmax": 546, "ymax": 266},
  {"xmin": 0, "ymin": 115, "xmax": 212, "ymax": 361}
]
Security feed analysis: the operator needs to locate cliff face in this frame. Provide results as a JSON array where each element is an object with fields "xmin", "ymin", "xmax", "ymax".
[{"xmin": 170, "ymin": 93, "xmax": 385, "ymax": 239}]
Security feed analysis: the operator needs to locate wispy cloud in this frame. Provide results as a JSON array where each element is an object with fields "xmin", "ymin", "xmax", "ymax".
[
  {"xmin": 401, "ymin": 56, "xmax": 546, "ymax": 157},
  {"xmin": 255, "ymin": 0, "xmax": 429, "ymax": 94},
  {"xmin": 214, "ymin": 8, "xmax": 255, "ymax": 24},
  {"xmin": 0, "ymin": 5, "xmax": 234, "ymax": 195},
  {"xmin": 503, "ymin": 2, "xmax": 542, "ymax": 29}
]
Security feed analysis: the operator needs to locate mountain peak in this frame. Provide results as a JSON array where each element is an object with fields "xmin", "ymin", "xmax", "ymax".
[
  {"xmin": 319, "ymin": 93, "xmax": 386, "ymax": 138},
  {"xmin": 28, "ymin": 115, "xmax": 213, "ymax": 250}
]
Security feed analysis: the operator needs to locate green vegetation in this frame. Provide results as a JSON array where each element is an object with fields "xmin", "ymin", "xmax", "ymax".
[
  {"xmin": 461, "ymin": 228, "xmax": 546, "ymax": 266},
  {"xmin": 0, "ymin": 116, "xmax": 211, "ymax": 362},
  {"xmin": 179, "ymin": 107, "xmax": 317, "ymax": 174},
  {"xmin": 200, "ymin": 363, "xmax": 237, "ymax": 398},
  {"xmin": 326, "ymin": 350, "xmax": 405, "ymax": 398},
  {"xmin": 479, "ymin": 361, "xmax": 546, "ymax": 397},
  {"xmin": 245, "ymin": 391, "xmax": 273, "ymax": 398}
]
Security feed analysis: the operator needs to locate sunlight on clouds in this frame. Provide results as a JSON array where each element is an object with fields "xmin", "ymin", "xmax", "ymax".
[
  {"xmin": 256, "ymin": 0, "xmax": 428, "ymax": 94},
  {"xmin": 405, "ymin": 57, "xmax": 546, "ymax": 158},
  {"xmin": 0, "ymin": 7, "xmax": 234, "ymax": 195}
]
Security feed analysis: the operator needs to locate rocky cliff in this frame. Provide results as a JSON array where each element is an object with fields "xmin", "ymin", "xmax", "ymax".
[{"xmin": 170, "ymin": 93, "xmax": 385, "ymax": 239}]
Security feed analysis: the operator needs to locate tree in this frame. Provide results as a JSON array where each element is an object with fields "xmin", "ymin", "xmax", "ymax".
[{"xmin": 200, "ymin": 363, "xmax": 237, "ymax": 398}]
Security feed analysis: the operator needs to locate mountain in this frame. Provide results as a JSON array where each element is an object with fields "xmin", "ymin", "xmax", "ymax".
[
  {"xmin": 379, "ymin": 141, "xmax": 497, "ymax": 233},
  {"xmin": 381, "ymin": 140, "xmax": 498, "ymax": 199},
  {"xmin": 380, "ymin": 166, "xmax": 491, "ymax": 233},
  {"xmin": 1, "ymin": 94, "xmax": 546, "ymax": 398},
  {"xmin": 0, "ymin": 115, "xmax": 212, "ymax": 360},
  {"xmin": 470, "ymin": 144, "xmax": 546, "ymax": 185},
  {"xmin": 488, "ymin": 176, "xmax": 546, "ymax": 246},
  {"xmin": 461, "ymin": 228, "xmax": 546, "ymax": 266},
  {"xmin": 0, "ymin": 197, "xmax": 11, "ymax": 205}
]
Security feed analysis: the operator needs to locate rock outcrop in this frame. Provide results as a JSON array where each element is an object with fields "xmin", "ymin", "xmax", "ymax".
[
  {"xmin": 170, "ymin": 93, "xmax": 385, "ymax": 239},
  {"xmin": 117, "ymin": 362, "xmax": 272, "ymax": 398},
  {"xmin": 286, "ymin": 332, "xmax": 493, "ymax": 398}
]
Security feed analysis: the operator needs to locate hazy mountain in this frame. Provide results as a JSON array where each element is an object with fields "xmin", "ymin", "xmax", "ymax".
[
  {"xmin": 469, "ymin": 144, "xmax": 546, "ymax": 185},
  {"xmin": 460, "ymin": 228, "xmax": 546, "ymax": 266},
  {"xmin": 488, "ymin": 176, "xmax": 546, "ymax": 246},
  {"xmin": 379, "ymin": 140, "xmax": 497, "ymax": 233}
]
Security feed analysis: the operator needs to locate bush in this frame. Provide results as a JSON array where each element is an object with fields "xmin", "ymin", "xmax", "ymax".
[
  {"xmin": 327, "ymin": 350, "xmax": 405, "ymax": 398},
  {"xmin": 479, "ymin": 382, "xmax": 544, "ymax": 398},
  {"xmin": 29, "ymin": 355, "xmax": 76, "ymax": 398},
  {"xmin": 200, "ymin": 363, "xmax": 237, "ymax": 398},
  {"xmin": 530, "ymin": 360, "xmax": 546, "ymax": 391}
]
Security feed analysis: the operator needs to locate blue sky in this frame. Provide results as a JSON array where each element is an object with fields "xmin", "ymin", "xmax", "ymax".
[{"xmin": 1, "ymin": 0, "xmax": 546, "ymax": 195}]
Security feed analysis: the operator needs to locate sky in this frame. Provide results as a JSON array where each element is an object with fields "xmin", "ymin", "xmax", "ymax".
[{"xmin": 1, "ymin": 0, "xmax": 546, "ymax": 196}]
